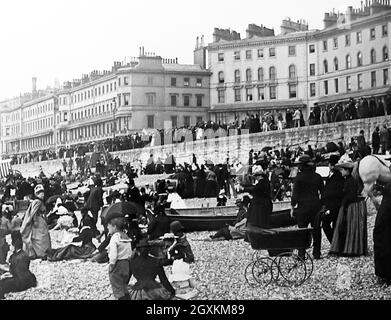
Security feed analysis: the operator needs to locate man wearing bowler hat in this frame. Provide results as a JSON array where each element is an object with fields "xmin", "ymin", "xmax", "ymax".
[
  {"xmin": 321, "ymin": 154, "xmax": 345, "ymax": 244},
  {"xmin": 291, "ymin": 154, "xmax": 324, "ymax": 259}
]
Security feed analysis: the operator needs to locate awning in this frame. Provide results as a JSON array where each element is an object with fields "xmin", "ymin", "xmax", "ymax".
[
  {"xmin": 209, "ymin": 100, "xmax": 306, "ymax": 113},
  {"xmin": 316, "ymin": 86, "xmax": 391, "ymax": 105}
]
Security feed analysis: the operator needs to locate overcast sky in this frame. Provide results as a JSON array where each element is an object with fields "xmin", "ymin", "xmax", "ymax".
[{"xmin": 0, "ymin": 0, "xmax": 363, "ymax": 101}]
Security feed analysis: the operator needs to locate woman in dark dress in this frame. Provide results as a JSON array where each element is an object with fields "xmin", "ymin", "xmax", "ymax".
[
  {"xmin": 0, "ymin": 232, "xmax": 37, "ymax": 299},
  {"xmin": 374, "ymin": 182, "xmax": 391, "ymax": 285},
  {"xmin": 204, "ymin": 172, "xmax": 220, "ymax": 198},
  {"xmin": 128, "ymin": 239, "xmax": 175, "ymax": 300},
  {"xmin": 239, "ymin": 165, "xmax": 273, "ymax": 229},
  {"xmin": 330, "ymin": 159, "xmax": 368, "ymax": 256}
]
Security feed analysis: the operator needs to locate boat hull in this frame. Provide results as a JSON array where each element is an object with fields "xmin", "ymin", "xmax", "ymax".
[{"xmin": 166, "ymin": 201, "xmax": 293, "ymax": 232}]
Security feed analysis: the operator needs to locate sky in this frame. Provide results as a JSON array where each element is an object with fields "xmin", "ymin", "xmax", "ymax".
[{"xmin": 0, "ymin": 0, "xmax": 364, "ymax": 101}]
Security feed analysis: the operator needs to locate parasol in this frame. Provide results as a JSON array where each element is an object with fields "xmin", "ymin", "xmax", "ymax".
[{"xmin": 100, "ymin": 201, "xmax": 145, "ymax": 224}]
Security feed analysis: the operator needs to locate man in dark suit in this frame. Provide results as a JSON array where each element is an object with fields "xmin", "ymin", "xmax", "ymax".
[
  {"xmin": 126, "ymin": 178, "xmax": 142, "ymax": 206},
  {"xmin": 291, "ymin": 155, "xmax": 324, "ymax": 259},
  {"xmin": 321, "ymin": 154, "xmax": 344, "ymax": 244}
]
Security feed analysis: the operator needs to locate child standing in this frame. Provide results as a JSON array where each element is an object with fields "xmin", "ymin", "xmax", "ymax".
[{"xmin": 107, "ymin": 217, "xmax": 132, "ymax": 300}]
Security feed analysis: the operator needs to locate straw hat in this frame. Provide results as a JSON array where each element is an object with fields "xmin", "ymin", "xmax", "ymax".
[
  {"xmin": 252, "ymin": 165, "xmax": 264, "ymax": 176},
  {"xmin": 335, "ymin": 158, "xmax": 355, "ymax": 169}
]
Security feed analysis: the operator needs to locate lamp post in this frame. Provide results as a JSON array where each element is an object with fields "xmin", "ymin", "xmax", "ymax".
[{"xmin": 112, "ymin": 97, "xmax": 117, "ymax": 151}]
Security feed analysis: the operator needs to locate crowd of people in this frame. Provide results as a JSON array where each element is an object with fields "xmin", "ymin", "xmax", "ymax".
[
  {"xmin": 5, "ymin": 94, "xmax": 391, "ymax": 166},
  {"xmin": 1, "ymin": 122, "xmax": 391, "ymax": 299}
]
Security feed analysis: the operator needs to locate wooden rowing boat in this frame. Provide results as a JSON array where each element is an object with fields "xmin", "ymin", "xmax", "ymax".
[{"xmin": 165, "ymin": 200, "xmax": 293, "ymax": 232}]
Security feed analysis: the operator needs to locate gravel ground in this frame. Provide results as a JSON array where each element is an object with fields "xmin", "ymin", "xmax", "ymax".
[{"xmin": 5, "ymin": 201, "xmax": 391, "ymax": 300}]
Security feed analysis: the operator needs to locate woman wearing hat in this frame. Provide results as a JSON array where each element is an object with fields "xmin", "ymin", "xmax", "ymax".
[
  {"xmin": 128, "ymin": 239, "xmax": 175, "ymax": 300},
  {"xmin": 330, "ymin": 159, "xmax": 368, "ymax": 257},
  {"xmin": 20, "ymin": 185, "xmax": 51, "ymax": 260},
  {"xmin": 238, "ymin": 165, "xmax": 273, "ymax": 229}
]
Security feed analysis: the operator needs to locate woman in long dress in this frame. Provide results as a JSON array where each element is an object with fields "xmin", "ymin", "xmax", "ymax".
[
  {"xmin": 373, "ymin": 182, "xmax": 391, "ymax": 285},
  {"xmin": 329, "ymin": 160, "xmax": 368, "ymax": 256},
  {"xmin": 20, "ymin": 185, "xmax": 51, "ymax": 260}
]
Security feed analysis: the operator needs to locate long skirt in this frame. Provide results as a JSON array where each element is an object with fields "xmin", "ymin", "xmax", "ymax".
[
  {"xmin": 24, "ymin": 216, "xmax": 51, "ymax": 259},
  {"xmin": 129, "ymin": 284, "xmax": 172, "ymax": 300},
  {"xmin": 47, "ymin": 243, "xmax": 96, "ymax": 261},
  {"xmin": 330, "ymin": 200, "xmax": 368, "ymax": 257}
]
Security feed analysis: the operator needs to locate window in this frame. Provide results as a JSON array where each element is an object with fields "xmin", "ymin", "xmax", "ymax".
[
  {"xmin": 183, "ymin": 95, "xmax": 190, "ymax": 106},
  {"xmin": 371, "ymin": 71, "xmax": 377, "ymax": 88},
  {"xmin": 258, "ymin": 87, "xmax": 265, "ymax": 100},
  {"xmin": 289, "ymin": 46, "xmax": 296, "ymax": 56},
  {"xmin": 171, "ymin": 78, "xmax": 177, "ymax": 86},
  {"xmin": 323, "ymin": 60, "xmax": 328, "ymax": 73},
  {"xmin": 124, "ymin": 94, "xmax": 130, "ymax": 105},
  {"xmin": 147, "ymin": 93, "xmax": 155, "ymax": 105},
  {"xmin": 309, "ymin": 63, "xmax": 315, "ymax": 76},
  {"xmin": 234, "ymin": 51, "xmax": 240, "ymax": 60},
  {"xmin": 357, "ymin": 74, "xmax": 363, "ymax": 90},
  {"xmin": 246, "ymin": 69, "xmax": 252, "ymax": 82},
  {"xmin": 246, "ymin": 88, "xmax": 253, "ymax": 101},
  {"xmin": 64, "ymin": 112, "xmax": 68, "ymax": 122},
  {"xmin": 110, "ymin": 83, "xmax": 113, "ymax": 91},
  {"xmin": 357, "ymin": 31, "xmax": 362, "ymax": 44},
  {"xmin": 334, "ymin": 57, "xmax": 339, "ymax": 71},
  {"xmin": 218, "ymin": 53, "xmax": 224, "ymax": 62},
  {"xmin": 324, "ymin": 81, "xmax": 328, "ymax": 95},
  {"xmin": 309, "ymin": 44, "xmax": 315, "ymax": 53},
  {"xmin": 183, "ymin": 116, "xmax": 190, "ymax": 127},
  {"xmin": 371, "ymin": 49, "xmax": 376, "ymax": 64},
  {"xmin": 184, "ymin": 78, "xmax": 190, "ymax": 87},
  {"xmin": 269, "ymin": 48, "xmax": 276, "ymax": 57},
  {"xmin": 147, "ymin": 115, "xmax": 154, "ymax": 128},
  {"xmin": 234, "ymin": 88, "xmax": 241, "ymax": 102},
  {"xmin": 218, "ymin": 90, "xmax": 225, "ymax": 103},
  {"xmin": 345, "ymin": 34, "xmax": 351, "ymax": 46},
  {"xmin": 196, "ymin": 95, "xmax": 203, "ymax": 107},
  {"xmin": 269, "ymin": 66, "xmax": 276, "ymax": 81},
  {"xmin": 269, "ymin": 86, "xmax": 276, "ymax": 100},
  {"xmin": 196, "ymin": 116, "xmax": 203, "ymax": 124},
  {"xmin": 124, "ymin": 77, "xmax": 129, "ymax": 85},
  {"xmin": 370, "ymin": 28, "xmax": 376, "ymax": 40},
  {"xmin": 148, "ymin": 77, "xmax": 154, "ymax": 85},
  {"xmin": 234, "ymin": 70, "xmax": 241, "ymax": 83},
  {"xmin": 346, "ymin": 76, "xmax": 352, "ymax": 92},
  {"xmin": 323, "ymin": 40, "xmax": 328, "ymax": 51},
  {"xmin": 335, "ymin": 79, "xmax": 339, "ymax": 93},
  {"xmin": 333, "ymin": 38, "xmax": 338, "ymax": 49},
  {"xmin": 310, "ymin": 83, "xmax": 316, "ymax": 97},
  {"xmin": 196, "ymin": 78, "xmax": 202, "ymax": 87},
  {"xmin": 171, "ymin": 95, "xmax": 177, "ymax": 106},
  {"xmin": 384, "ymin": 69, "xmax": 389, "ymax": 86},
  {"xmin": 383, "ymin": 25, "xmax": 388, "ymax": 37},
  {"xmin": 357, "ymin": 52, "xmax": 363, "ymax": 67},
  {"xmin": 346, "ymin": 55, "xmax": 352, "ymax": 69},
  {"xmin": 383, "ymin": 46, "xmax": 389, "ymax": 61},
  {"xmin": 218, "ymin": 71, "xmax": 224, "ymax": 84},
  {"xmin": 246, "ymin": 50, "xmax": 252, "ymax": 59},
  {"xmin": 289, "ymin": 85, "xmax": 297, "ymax": 98},
  {"xmin": 171, "ymin": 116, "xmax": 178, "ymax": 128},
  {"xmin": 289, "ymin": 65, "xmax": 296, "ymax": 79},
  {"xmin": 257, "ymin": 49, "xmax": 264, "ymax": 58},
  {"xmin": 258, "ymin": 68, "xmax": 264, "ymax": 82}
]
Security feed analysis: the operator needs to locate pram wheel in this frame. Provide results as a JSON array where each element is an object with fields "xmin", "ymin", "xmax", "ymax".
[
  {"xmin": 277, "ymin": 252, "xmax": 307, "ymax": 286},
  {"xmin": 252, "ymin": 257, "xmax": 275, "ymax": 287}
]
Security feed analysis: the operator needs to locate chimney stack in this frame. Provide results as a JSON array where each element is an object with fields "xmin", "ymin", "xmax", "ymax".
[{"xmin": 32, "ymin": 77, "xmax": 37, "ymax": 95}]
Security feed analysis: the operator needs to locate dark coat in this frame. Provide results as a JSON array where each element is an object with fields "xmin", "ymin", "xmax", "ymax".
[
  {"xmin": 126, "ymin": 186, "xmax": 143, "ymax": 206},
  {"xmin": 147, "ymin": 215, "xmax": 171, "ymax": 240},
  {"xmin": 244, "ymin": 176, "xmax": 273, "ymax": 228},
  {"xmin": 372, "ymin": 131, "xmax": 380, "ymax": 149},
  {"xmin": 374, "ymin": 183, "xmax": 391, "ymax": 281},
  {"xmin": 321, "ymin": 170, "xmax": 344, "ymax": 218},
  {"xmin": 85, "ymin": 186, "xmax": 104, "ymax": 213},
  {"xmin": 291, "ymin": 167, "xmax": 324, "ymax": 216},
  {"xmin": 129, "ymin": 254, "xmax": 175, "ymax": 294},
  {"xmin": 341, "ymin": 175, "xmax": 360, "ymax": 209},
  {"xmin": 0, "ymin": 250, "xmax": 37, "ymax": 298}
]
